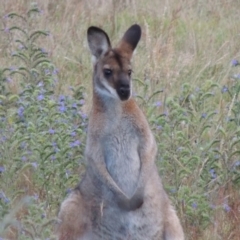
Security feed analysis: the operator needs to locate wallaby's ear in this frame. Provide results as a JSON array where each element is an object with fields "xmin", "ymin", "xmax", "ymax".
[
  {"xmin": 117, "ymin": 24, "xmax": 141, "ymax": 59},
  {"xmin": 87, "ymin": 26, "xmax": 111, "ymax": 63}
]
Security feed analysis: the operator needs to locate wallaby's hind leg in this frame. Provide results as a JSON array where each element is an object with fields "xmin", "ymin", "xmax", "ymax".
[
  {"xmin": 57, "ymin": 190, "xmax": 90, "ymax": 240},
  {"xmin": 163, "ymin": 205, "xmax": 184, "ymax": 240}
]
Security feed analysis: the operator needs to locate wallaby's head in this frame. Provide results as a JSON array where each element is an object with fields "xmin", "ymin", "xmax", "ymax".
[{"xmin": 87, "ymin": 24, "xmax": 141, "ymax": 101}]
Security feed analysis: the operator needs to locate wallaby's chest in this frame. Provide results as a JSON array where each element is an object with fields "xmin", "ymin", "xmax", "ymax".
[{"xmin": 103, "ymin": 120, "xmax": 140, "ymax": 196}]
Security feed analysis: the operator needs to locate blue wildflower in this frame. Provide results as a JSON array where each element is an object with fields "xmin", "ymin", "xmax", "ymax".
[
  {"xmin": 72, "ymin": 103, "xmax": 77, "ymax": 109},
  {"xmin": 37, "ymin": 81, "xmax": 44, "ymax": 87},
  {"xmin": 192, "ymin": 202, "xmax": 198, "ymax": 209},
  {"xmin": 59, "ymin": 103, "xmax": 66, "ymax": 113},
  {"xmin": 17, "ymin": 106, "xmax": 24, "ymax": 118},
  {"xmin": 80, "ymin": 112, "xmax": 87, "ymax": 119},
  {"xmin": 31, "ymin": 162, "xmax": 38, "ymax": 169},
  {"xmin": 9, "ymin": 66, "xmax": 17, "ymax": 71},
  {"xmin": 223, "ymin": 203, "xmax": 231, "ymax": 212},
  {"xmin": 79, "ymin": 99, "xmax": 85, "ymax": 105},
  {"xmin": 37, "ymin": 94, "xmax": 44, "ymax": 101},
  {"xmin": 40, "ymin": 48, "xmax": 48, "ymax": 54},
  {"xmin": 44, "ymin": 69, "xmax": 50, "ymax": 75},
  {"xmin": 21, "ymin": 156, "xmax": 27, "ymax": 161},
  {"xmin": 71, "ymin": 131, "xmax": 76, "ymax": 137},
  {"xmin": 70, "ymin": 140, "xmax": 81, "ymax": 148},
  {"xmin": 154, "ymin": 101, "xmax": 162, "ymax": 107},
  {"xmin": 209, "ymin": 168, "xmax": 217, "ymax": 179},
  {"xmin": 59, "ymin": 95, "xmax": 65, "ymax": 102},
  {"xmin": 48, "ymin": 128, "xmax": 55, "ymax": 134},
  {"xmin": 0, "ymin": 166, "xmax": 5, "ymax": 173},
  {"xmin": 231, "ymin": 59, "xmax": 239, "ymax": 67},
  {"xmin": 201, "ymin": 113, "xmax": 207, "ymax": 119},
  {"xmin": 4, "ymin": 28, "xmax": 10, "ymax": 33},
  {"xmin": 6, "ymin": 77, "xmax": 12, "ymax": 83},
  {"xmin": 221, "ymin": 86, "xmax": 228, "ymax": 93},
  {"xmin": 52, "ymin": 68, "xmax": 59, "ymax": 75}
]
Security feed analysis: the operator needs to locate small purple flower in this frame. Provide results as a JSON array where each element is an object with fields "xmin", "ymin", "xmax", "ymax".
[
  {"xmin": 52, "ymin": 68, "xmax": 59, "ymax": 75},
  {"xmin": 192, "ymin": 202, "xmax": 198, "ymax": 209},
  {"xmin": 37, "ymin": 81, "xmax": 44, "ymax": 87},
  {"xmin": 59, "ymin": 95, "xmax": 65, "ymax": 102},
  {"xmin": 4, "ymin": 27, "xmax": 10, "ymax": 33},
  {"xmin": 18, "ymin": 44, "xmax": 25, "ymax": 50},
  {"xmin": 71, "ymin": 131, "xmax": 76, "ymax": 137},
  {"xmin": 231, "ymin": 59, "xmax": 239, "ymax": 67},
  {"xmin": 3, "ymin": 14, "xmax": 9, "ymax": 19},
  {"xmin": 9, "ymin": 66, "xmax": 17, "ymax": 71},
  {"xmin": 210, "ymin": 204, "xmax": 216, "ymax": 209},
  {"xmin": 0, "ymin": 136, "xmax": 7, "ymax": 143},
  {"xmin": 51, "ymin": 155, "xmax": 56, "ymax": 161},
  {"xmin": 79, "ymin": 99, "xmax": 85, "ymax": 105},
  {"xmin": 31, "ymin": 162, "xmax": 38, "ymax": 169},
  {"xmin": 17, "ymin": 106, "xmax": 24, "ymax": 118},
  {"xmin": 52, "ymin": 142, "xmax": 59, "ymax": 152},
  {"xmin": 37, "ymin": 94, "xmax": 44, "ymax": 101},
  {"xmin": 41, "ymin": 213, "xmax": 46, "ymax": 219},
  {"xmin": 234, "ymin": 160, "xmax": 240, "ymax": 167},
  {"xmin": 70, "ymin": 140, "xmax": 81, "ymax": 148},
  {"xmin": 221, "ymin": 86, "xmax": 228, "ymax": 93},
  {"xmin": 40, "ymin": 48, "xmax": 48, "ymax": 54},
  {"xmin": 72, "ymin": 103, "xmax": 77, "ymax": 109},
  {"xmin": 48, "ymin": 128, "xmax": 55, "ymax": 134},
  {"xmin": 223, "ymin": 203, "xmax": 231, "ymax": 212},
  {"xmin": 154, "ymin": 101, "xmax": 162, "ymax": 107},
  {"xmin": 201, "ymin": 113, "xmax": 207, "ymax": 119},
  {"xmin": 33, "ymin": 193, "xmax": 39, "ymax": 200},
  {"xmin": 6, "ymin": 77, "xmax": 12, "ymax": 83},
  {"xmin": 0, "ymin": 191, "xmax": 4, "ymax": 199},
  {"xmin": 209, "ymin": 168, "xmax": 217, "ymax": 179},
  {"xmin": 44, "ymin": 69, "xmax": 50, "ymax": 75},
  {"xmin": 156, "ymin": 125, "xmax": 162, "ymax": 130},
  {"xmin": 20, "ymin": 142, "xmax": 26, "ymax": 149},
  {"xmin": 59, "ymin": 103, "xmax": 66, "ymax": 113},
  {"xmin": 21, "ymin": 156, "xmax": 27, "ymax": 161},
  {"xmin": 4, "ymin": 197, "xmax": 10, "ymax": 204},
  {"xmin": 195, "ymin": 87, "xmax": 200, "ymax": 92},
  {"xmin": 80, "ymin": 112, "xmax": 87, "ymax": 119},
  {"xmin": 163, "ymin": 110, "xmax": 168, "ymax": 116},
  {"xmin": 0, "ymin": 166, "xmax": 5, "ymax": 173}
]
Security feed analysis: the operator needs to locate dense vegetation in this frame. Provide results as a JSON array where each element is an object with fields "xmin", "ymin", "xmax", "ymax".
[{"xmin": 0, "ymin": 1, "xmax": 240, "ymax": 239}]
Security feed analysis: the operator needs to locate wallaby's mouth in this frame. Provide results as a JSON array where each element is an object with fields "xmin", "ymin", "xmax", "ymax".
[{"xmin": 117, "ymin": 86, "xmax": 130, "ymax": 101}]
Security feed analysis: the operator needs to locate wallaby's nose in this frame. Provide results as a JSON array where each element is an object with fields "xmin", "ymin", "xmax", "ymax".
[{"xmin": 117, "ymin": 82, "xmax": 130, "ymax": 101}]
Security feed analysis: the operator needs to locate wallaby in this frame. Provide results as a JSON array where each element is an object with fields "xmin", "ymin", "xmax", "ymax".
[{"xmin": 57, "ymin": 24, "xmax": 184, "ymax": 240}]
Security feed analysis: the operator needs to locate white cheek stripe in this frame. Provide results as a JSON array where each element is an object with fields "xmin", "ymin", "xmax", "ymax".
[{"xmin": 95, "ymin": 80, "xmax": 119, "ymax": 100}]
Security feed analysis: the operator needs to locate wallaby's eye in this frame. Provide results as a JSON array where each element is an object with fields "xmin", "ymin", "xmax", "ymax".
[
  {"xmin": 103, "ymin": 69, "xmax": 112, "ymax": 77},
  {"xmin": 128, "ymin": 69, "xmax": 132, "ymax": 77}
]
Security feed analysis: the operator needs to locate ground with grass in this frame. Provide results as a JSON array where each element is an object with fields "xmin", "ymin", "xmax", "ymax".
[{"xmin": 0, "ymin": 0, "xmax": 240, "ymax": 239}]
